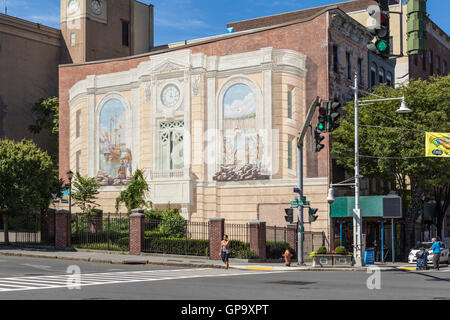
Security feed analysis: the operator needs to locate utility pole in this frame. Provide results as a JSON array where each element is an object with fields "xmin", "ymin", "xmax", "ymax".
[{"xmin": 4, "ymin": 0, "xmax": 7, "ymax": 15}]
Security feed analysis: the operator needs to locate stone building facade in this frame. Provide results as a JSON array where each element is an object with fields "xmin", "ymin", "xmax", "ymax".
[{"xmin": 59, "ymin": 7, "xmax": 373, "ymax": 247}]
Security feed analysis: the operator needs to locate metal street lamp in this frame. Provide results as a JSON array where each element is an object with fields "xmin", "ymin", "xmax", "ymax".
[
  {"xmin": 67, "ymin": 170, "xmax": 73, "ymax": 216},
  {"xmin": 353, "ymin": 72, "xmax": 412, "ymax": 267}
]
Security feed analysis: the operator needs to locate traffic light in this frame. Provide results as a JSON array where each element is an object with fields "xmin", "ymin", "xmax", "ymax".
[
  {"xmin": 407, "ymin": 0, "xmax": 427, "ymax": 55},
  {"xmin": 314, "ymin": 129, "xmax": 325, "ymax": 153},
  {"xmin": 366, "ymin": 0, "xmax": 390, "ymax": 58},
  {"xmin": 317, "ymin": 103, "xmax": 328, "ymax": 133},
  {"xmin": 309, "ymin": 208, "xmax": 319, "ymax": 223},
  {"xmin": 327, "ymin": 101, "xmax": 342, "ymax": 132},
  {"xmin": 284, "ymin": 208, "xmax": 293, "ymax": 223}
]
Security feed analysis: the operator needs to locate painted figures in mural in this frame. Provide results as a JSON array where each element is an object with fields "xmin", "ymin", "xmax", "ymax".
[
  {"xmin": 214, "ymin": 83, "xmax": 269, "ymax": 181},
  {"xmin": 97, "ymin": 99, "xmax": 132, "ymax": 186}
]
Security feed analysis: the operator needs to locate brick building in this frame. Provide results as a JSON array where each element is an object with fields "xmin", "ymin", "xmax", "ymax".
[
  {"xmin": 0, "ymin": 0, "xmax": 154, "ymax": 154},
  {"xmin": 58, "ymin": 2, "xmax": 377, "ymax": 251}
]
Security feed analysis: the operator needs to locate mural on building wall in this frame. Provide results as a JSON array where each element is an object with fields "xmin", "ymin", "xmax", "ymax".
[
  {"xmin": 213, "ymin": 83, "xmax": 269, "ymax": 181},
  {"xmin": 97, "ymin": 98, "xmax": 132, "ymax": 186}
]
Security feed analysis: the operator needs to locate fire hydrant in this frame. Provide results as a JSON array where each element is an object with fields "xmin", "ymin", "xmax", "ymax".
[{"xmin": 282, "ymin": 249, "xmax": 293, "ymax": 267}]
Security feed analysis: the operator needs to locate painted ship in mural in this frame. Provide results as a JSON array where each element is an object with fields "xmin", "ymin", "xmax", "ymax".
[
  {"xmin": 97, "ymin": 99, "xmax": 132, "ymax": 186},
  {"xmin": 213, "ymin": 83, "xmax": 269, "ymax": 182}
]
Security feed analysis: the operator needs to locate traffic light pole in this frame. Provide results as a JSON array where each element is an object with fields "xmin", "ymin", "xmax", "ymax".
[
  {"xmin": 297, "ymin": 96, "xmax": 321, "ymax": 265},
  {"xmin": 353, "ymin": 72, "xmax": 363, "ymax": 268}
]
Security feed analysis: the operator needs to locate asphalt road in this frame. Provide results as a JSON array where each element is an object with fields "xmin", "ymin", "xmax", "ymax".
[{"xmin": 0, "ymin": 255, "xmax": 448, "ymax": 300}]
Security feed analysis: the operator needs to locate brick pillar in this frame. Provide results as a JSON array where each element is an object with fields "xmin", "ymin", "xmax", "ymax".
[
  {"xmin": 209, "ymin": 218, "xmax": 224, "ymax": 260},
  {"xmin": 286, "ymin": 224, "xmax": 298, "ymax": 259},
  {"xmin": 250, "ymin": 221, "xmax": 266, "ymax": 261},
  {"xmin": 41, "ymin": 208, "xmax": 55, "ymax": 245},
  {"xmin": 55, "ymin": 210, "xmax": 70, "ymax": 249},
  {"xmin": 89, "ymin": 209, "xmax": 103, "ymax": 233},
  {"xmin": 129, "ymin": 209, "xmax": 145, "ymax": 255}
]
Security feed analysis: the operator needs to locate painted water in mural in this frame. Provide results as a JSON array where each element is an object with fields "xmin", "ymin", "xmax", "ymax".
[
  {"xmin": 97, "ymin": 98, "xmax": 132, "ymax": 186},
  {"xmin": 214, "ymin": 83, "xmax": 269, "ymax": 181}
]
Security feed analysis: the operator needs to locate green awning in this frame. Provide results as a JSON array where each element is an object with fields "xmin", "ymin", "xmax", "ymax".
[{"xmin": 331, "ymin": 196, "xmax": 402, "ymax": 219}]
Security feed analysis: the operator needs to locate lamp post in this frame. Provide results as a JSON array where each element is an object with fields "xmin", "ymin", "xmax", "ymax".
[
  {"xmin": 67, "ymin": 170, "xmax": 74, "ymax": 216},
  {"xmin": 352, "ymin": 71, "xmax": 411, "ymax": 267}
]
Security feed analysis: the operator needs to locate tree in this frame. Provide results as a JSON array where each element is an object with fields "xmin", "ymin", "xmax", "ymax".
[
  {"xmin": 115, "ymin": 169, "xmax": 150, "ymax": 214},
  {"xmin": 0, "ymin": 139, "xmax": 62, "ymax": 243},
  {"xmin": 331, "ymin": 75, "xmax": 450, "ymax": 254},
  {"xmin": 71, "ymin": 172, "xmax": 101, "ymax": 215},
  {"xmin": 28, "ymin": 97, "xmax": 59, "ymax": 137}
]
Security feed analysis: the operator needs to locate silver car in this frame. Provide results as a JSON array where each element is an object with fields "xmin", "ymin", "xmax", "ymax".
[{"xmin": 408, "ymin": 242, "xmax": 449, "ymax": 265}]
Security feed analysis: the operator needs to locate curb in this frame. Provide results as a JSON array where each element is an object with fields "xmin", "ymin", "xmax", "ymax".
[{"xmin": 0, "ymin": 251, "xmax": 405, "ymax": 272}]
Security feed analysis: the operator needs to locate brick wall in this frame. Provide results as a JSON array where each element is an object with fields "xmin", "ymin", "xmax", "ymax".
[
  {"xmin": 129, "ymin": 209, "xmax": 145, "ymax": 255},
  {"xmin": 209, "ymin": 218, "xmax": 224, "ymax": 260}
]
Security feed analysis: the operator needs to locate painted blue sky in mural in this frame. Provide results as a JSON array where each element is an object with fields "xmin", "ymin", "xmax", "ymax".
[
  {"xmin": 99, "ymin": 98, "xmax": 126, "ymax": 146},
  {"xmin": 223, "ymin": 84, "xmax": 256, "ymax": 120}
]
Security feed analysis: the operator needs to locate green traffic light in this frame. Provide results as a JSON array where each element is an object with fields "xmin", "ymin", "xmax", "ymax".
[
  {"xmin": 376, "ymin": 40, "xmax": 388, "ymax": 52},
  {"xmin": 318, "ymin": 123, "xmax": 325, "ymax": 131}
]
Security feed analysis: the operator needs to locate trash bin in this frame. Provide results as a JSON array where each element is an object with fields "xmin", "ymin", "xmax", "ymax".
[{"xmin": 364, "ymin": 248, "xmax": 375, "ymax": 265}]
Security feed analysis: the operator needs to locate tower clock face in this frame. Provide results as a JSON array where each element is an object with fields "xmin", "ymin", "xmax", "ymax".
[
  {"xmin": 67, "ymin": 0, "xmax": 79, "ymax": 13},
  {"xmin": 161, "ymin": 84, "xmax": 181, "ymax": 108},
  {"xmin": 91, "ymin": 0, "xmax": 102, "ymax": 15}
]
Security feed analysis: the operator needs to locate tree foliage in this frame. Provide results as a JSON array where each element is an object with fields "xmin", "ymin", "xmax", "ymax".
[
  {"xmin": 115, "ymin": 169, "xmax": 150, "ymax": 214},
  {"xmin": 0, "ymin": 139, "xmax": 62, "ymax": 243},
  {"xmin": 331, "ymin": 75, "xmax": 450, "ymax": 242},
  {"xmin": 28, "ymin": 97, "xmax": 59, "ymax": 136},
  {"xmin": 71, "ymin": 172, "xmax": 101, "ymax": 215}
]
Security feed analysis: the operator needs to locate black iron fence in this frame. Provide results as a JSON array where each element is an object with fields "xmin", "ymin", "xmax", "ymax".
[
  {"xmin": 143, "ymin": 219, "xmax": 210, "ymax": 256},
  {"xmin": 265, "ymin": 225, "xmax": 291, "ymax": 260},
  {"xmin": 71, "ymin": 214, "xmax": 129, "ymax": 251},
  {"xmin": 224, "ymin": 223, "xmax": 252, "ymax": 259},
  {"xmin": 0, "ymin": 213, "xmax": 41, "ymax": 245}
]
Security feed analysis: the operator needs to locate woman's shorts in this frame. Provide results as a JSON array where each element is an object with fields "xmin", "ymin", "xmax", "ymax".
[{"xmin": 221, "ymin": 251, "xmax": 230, "ymax": 262}]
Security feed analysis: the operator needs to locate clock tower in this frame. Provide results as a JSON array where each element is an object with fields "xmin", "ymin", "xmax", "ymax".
[{"xmin": 61, "ymin": 0, "xmax": 154, "ymax": 64}]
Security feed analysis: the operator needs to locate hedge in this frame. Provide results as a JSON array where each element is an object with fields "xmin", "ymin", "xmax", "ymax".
[
  {"xmin": 144, "ymin": 237, "xmax": 210, "ymax": 256},
  {"xmin": 266, "ymin": 241, "xmax": 294, "ymax": 260}
]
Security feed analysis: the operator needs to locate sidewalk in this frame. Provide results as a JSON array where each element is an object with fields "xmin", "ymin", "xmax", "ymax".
[{"xmin": 0, "ymin": 246, "xmax": 409, "ymax": 272}]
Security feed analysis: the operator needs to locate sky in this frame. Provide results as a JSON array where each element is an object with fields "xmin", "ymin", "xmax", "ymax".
[{"xmin": 3, "ymin": 0, "xmax": 449, "ymax": 46}]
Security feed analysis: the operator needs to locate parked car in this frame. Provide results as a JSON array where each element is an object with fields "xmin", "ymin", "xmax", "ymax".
[{"xmin": 408, "ymin": 242, "xmax": 449, "ymax": 265}]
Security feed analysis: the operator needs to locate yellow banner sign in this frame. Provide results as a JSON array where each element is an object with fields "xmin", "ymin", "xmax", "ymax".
[{"xmin": 425, "ymin": 132, "xmax": 450, "ymax": 157}]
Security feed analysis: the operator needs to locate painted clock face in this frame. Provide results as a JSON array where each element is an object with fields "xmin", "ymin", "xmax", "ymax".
[
  {"xmin": 68, "ymin": 0, "xmax": 79, "ymax": 13},
  {"xmin": 161, "ymin": 84, "xmax": 181, "ymax": 108},
  {"xmin": 91, "ymin": 0, "xmax": 102, "ymax": 15}
]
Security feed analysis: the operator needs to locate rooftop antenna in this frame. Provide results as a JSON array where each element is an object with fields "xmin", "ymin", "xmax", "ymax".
[{"xmin": 4, "ymin": 0, "xmax": 6, "ymax": 15}]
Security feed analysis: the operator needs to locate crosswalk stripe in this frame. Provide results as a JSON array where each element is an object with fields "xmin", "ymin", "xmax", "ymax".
[{"xmin": 0, "ymin": 268, "xmax": 277, "ymax": 293}]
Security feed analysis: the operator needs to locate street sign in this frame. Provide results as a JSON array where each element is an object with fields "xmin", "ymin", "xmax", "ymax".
[{"xmin": 290, "ymin": 200, "xmax": 310, "ymax": 207}]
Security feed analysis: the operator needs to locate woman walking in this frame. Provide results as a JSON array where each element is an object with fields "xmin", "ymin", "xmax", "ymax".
[{"xmin": 220, "ymin": 235, "xmax": 231, "ymax": 270}]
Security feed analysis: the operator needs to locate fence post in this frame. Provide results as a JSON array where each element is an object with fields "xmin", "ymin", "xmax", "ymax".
[
  {"xmin": 55, "ymin": 210, "xmax": 70, "ymax": 250},
  {"xmin": 107, "ymin": 214, "xmax": 110, "ymax": 251},
  {"xmin": 209, "ymin": 218, "xmax": 224, "ymax": 260},
  {"xmin": 41, "ymin": 208, "xmax": 56, "ymax": 245},
  {"xmin": 250, "ymin": 221, "xmax": 266, "ymax": 261},
  {"xmin": 129, "ymin": 209, "xmax": 145, "ymax": 255}
]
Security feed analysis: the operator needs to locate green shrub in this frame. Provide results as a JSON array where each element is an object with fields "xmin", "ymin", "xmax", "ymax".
[
  {"xmin": 334, "ymin": 246, "xmax": 347, "ymax": 255},
  {"xmin": 317, "ymin": 246, "xmax": 327, "ymax": 254},
  {"xmin": 234, "ymin": 248, "xmax": 256, "ymax": 259},
  {"xmin": 266, "ymin": 241, "xmax": 292, "ymax": 259},
  {"xmin": 144, "ymin": 237, "xmax": 209, "ymax": 256},
  {"xmin": 114, "ymin": 237, "xmax": 129, "ymax": 249},
  {"xmin": 158, "ymin": 207, "xmax": 186, "ymax": 238}
]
